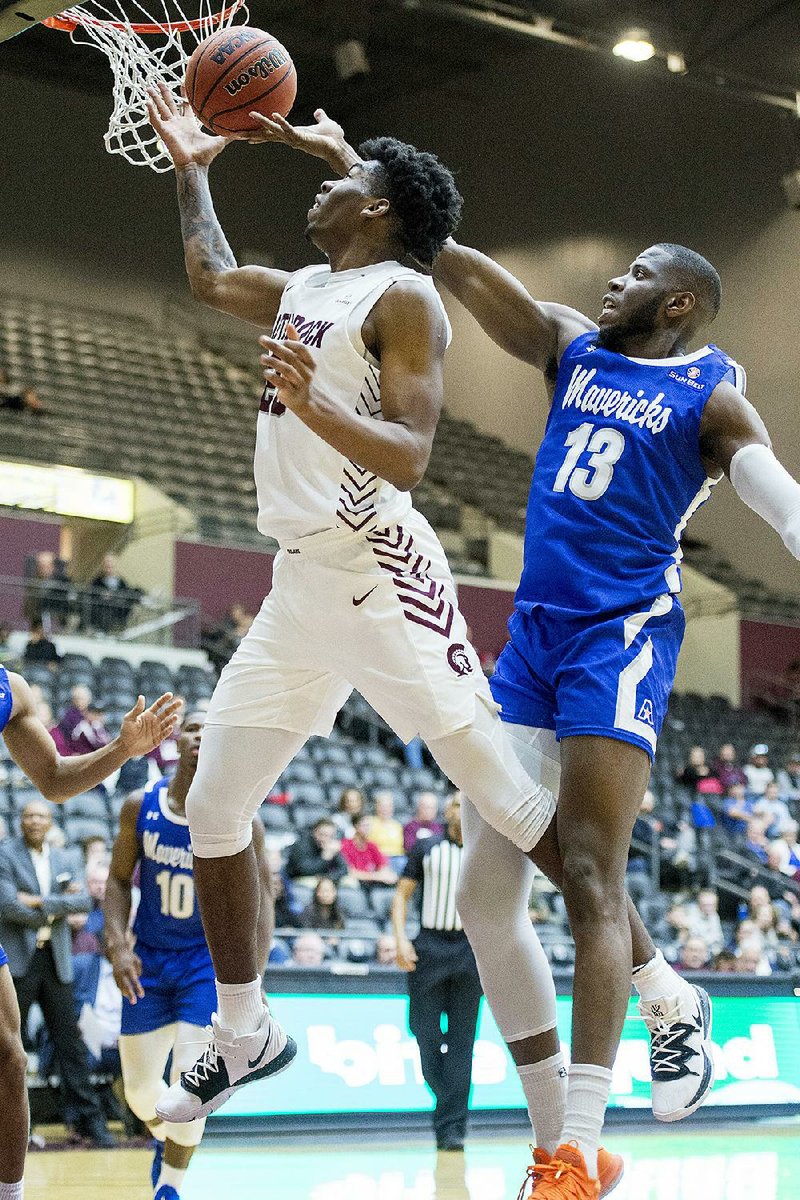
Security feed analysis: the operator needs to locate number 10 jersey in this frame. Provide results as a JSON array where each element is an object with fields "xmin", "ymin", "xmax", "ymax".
[
  {"xmin": 133, "ymin": 777, "xmax": 206, "ymax": 951},
  {"xmin": 517, "ymin": 331, "xmax": 745, "ymax": 619}
]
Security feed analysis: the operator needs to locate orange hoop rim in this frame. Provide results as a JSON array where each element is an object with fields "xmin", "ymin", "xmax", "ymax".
[{"xmin": 43, "ymin": 0, "xmax": 242, "ymax": 34}]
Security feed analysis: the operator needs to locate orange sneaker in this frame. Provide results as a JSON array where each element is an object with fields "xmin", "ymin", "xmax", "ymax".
[
  {"xmin": 596, "ymin": 1148, "xmax": 624, "ymax": 1198},
  {"xmin": 525, "ymin": 1143, "xmax": 600, "ymax": 1198},
  {"xmin": 520, "ymin": 1146, "xmax": 622, "ymax": 1200}
]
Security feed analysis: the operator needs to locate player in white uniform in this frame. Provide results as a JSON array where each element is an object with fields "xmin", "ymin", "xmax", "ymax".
[{"xmin": 146, "ymin": 84, "xmax": 557, "ymax": 1121}]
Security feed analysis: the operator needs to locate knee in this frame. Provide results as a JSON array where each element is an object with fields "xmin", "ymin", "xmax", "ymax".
[
  {"xmin": 0, "ymin": 1029, "xmax": 27, "ymax": 1093},
  {"xmin": 561, "ymin": 848, "xmax": 625, "ymax": 925},
  {"xmin": 123, "ymin": 1076, "xmax": 162, "ymax": 1123}
]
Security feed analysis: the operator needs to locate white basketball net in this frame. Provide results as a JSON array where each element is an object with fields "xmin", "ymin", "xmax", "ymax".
[{"xmin": 52, "ymin": 0, "xmax": 247, "ymax": 172}]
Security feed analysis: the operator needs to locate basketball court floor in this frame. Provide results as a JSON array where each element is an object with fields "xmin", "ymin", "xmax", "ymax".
[{"xmin": 23, "ymin": 1124, "xmax": 800, "ymax": 1200}]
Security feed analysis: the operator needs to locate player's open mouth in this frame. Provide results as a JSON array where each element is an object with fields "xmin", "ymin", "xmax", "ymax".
[{"xmin": 601, "ymin": 295, "xmax": 617, "ymax": 312}]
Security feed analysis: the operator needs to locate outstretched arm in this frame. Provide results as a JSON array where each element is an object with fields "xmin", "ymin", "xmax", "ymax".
[
  {"xmin": 146, "ymin": 84, "xmax": 290, "ymax": 327},
  {"xmin": 700, "ymin": 380, "xmax": 800, "ymax": 559},
  {"xmin": 432, "ymin": 240, "xmax": 595, "ymax": 374},
  {"xmin": 3, "ymin": 674, "xmax": 180, "ymax": 804},
  {"xmin": 259, "ymin": 279, "xmax": 447, "ymax": 490}
]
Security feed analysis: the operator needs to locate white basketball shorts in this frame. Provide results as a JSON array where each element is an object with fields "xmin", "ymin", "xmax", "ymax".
[{"xmin": 205, "ymin": 510, "xmax": 493, "ymax": 744}]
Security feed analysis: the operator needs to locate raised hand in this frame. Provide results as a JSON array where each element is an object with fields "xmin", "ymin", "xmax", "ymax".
[
  {"xmin": 245, "ymin": 108, "xmax": 360, "ymax": 174},
  {"xmin": 146, "ymin": 82, "xmax": 230, "ymax": 169},
  {"xmin": 118, "ymin": 692, "xmax": 182, "ymax": 756}
]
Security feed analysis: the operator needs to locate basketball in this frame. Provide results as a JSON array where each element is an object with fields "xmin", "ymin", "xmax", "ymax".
[{"xmin": 185, "ymin": 26, "xmax": 296, "ymax": 136}]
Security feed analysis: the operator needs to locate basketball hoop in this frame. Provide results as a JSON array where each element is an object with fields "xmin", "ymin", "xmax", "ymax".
[{"xmin": 44, "ymin": 0, "xmax": 248, "ymax": 172}]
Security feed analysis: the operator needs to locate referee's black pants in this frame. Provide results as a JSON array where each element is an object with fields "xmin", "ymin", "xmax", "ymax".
[
  {"xmin": 407, "ymin": 929, "xmax": 483, "ymax": 1146},
  {"xmin": 14, "ymin": 945, "xmax": 106, "ymax": 1131}
]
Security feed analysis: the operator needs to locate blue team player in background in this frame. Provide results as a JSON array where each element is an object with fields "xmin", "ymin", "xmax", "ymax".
[
  {"xmin": 0, "ymin": 664, "xmax": 178, "ymax": 1200},
  {"xmin": 105, "ymin": 708, "xmax": 274, "ymax": 1200},
  {"xmin": 434, "ymin": 237, "xmax": 800, "ymax": 1197}
]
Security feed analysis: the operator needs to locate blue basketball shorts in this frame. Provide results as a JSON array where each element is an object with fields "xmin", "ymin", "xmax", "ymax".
[
  {"xmin": 491, "ymin": 594, "xmax": 685, "ymax": 760},
  {"xmin": 121, "ymin": 942, "xmax": 216, "ymax": 1035},
  {"xmin": 0, "ymin": 943, "xmax": 7, "ymax": 970}
]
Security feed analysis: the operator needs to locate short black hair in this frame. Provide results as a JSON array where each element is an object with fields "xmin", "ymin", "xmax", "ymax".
[
  {"xmin": 358, "ymin": 136, "xmax": 463, "ymax": 265},
  {"xmin": 653, "ymin": 243, "xmax": 722, "ymax": 323}
]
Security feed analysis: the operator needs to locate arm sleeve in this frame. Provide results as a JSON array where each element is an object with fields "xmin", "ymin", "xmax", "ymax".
[{"xmin": 729, "ymin": 443, "xmax": 800, "ymax": 559}]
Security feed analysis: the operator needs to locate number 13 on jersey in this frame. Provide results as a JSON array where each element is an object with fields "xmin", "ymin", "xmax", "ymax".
[{"xmin": 553, "ymin": 422, "xmax": 626, "ymax": 501}]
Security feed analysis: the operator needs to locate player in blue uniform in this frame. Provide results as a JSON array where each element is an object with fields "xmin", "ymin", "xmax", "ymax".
[
  {"xmin": 105, "ymin": 710, "xmax": 273, "ymax": 1200},
  {"xmin": 430, "ymin": 239, "xmax": 800, "ymax": 1196},
  {"xmin": 0, "ymin": 665, "xmax": 178, "ymax": 1200}
]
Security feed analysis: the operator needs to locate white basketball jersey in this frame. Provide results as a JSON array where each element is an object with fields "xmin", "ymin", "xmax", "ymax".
[{"xmin": 254, "ymin": 260, "xmax": 451, "ymax": 543}]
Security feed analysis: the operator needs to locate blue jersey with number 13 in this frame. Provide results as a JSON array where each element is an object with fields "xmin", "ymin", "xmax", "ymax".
[
  {"xmin": 133, "ymin": 777, "xmax": 206, "ymax": 950},
  {"xmin": 517, "ymin": 332, "xmax": 745, "ymax": 619}
]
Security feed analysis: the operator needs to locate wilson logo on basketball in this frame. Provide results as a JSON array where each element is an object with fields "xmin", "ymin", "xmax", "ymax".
[
  {"xmin": 209, "ymin": 30, "xmax": 261, "ymax": 65},
  {"xmin": 224, "ymin": 49, "xmax": 291, "ymax": 97},
  {"xmin": 446, "ymin": 643, "xmax": 473, "ymax": 676}
]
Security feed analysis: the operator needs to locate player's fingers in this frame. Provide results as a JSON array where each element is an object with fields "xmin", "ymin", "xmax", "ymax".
[
  {"xmin": 263, "ymin": 364, "xmax": 305, "ymax": 391},
  {"xmin": 260, "ymin": 334, "xmax": 314, "ymax": 368},
  {"xmin": 123, "ymin": 695, "xmax": 146, "ymax": 721},
  {"xmin": 158, "ymin": 79, "xmax": 178, "ymax": 114},
  {"xmin": 261, "ymin": 348, "xmax": 313, "ymax": 382},
  {"xmin": 149, "ymin": 83, "xmax": 173, "ymax": 121}
]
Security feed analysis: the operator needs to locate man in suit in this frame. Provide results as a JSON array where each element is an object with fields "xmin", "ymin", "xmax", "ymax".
[{"xmin": 0, "ymin": 799, "xmax": 114, "ymax": 1147}]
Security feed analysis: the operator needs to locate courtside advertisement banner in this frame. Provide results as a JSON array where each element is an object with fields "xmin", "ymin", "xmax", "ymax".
[{"xmin": 211, "ymin": 992, "xmax": 800, "ymax": 1117}]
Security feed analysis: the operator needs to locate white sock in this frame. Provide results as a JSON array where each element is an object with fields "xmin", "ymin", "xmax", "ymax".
[
  {"xmin": 0, "ymin": 1183, "xmax": 24, "ymax": 1200},
  {"xmin": 632, "ymin": 948, "xmax": 688, "ymax": 1002},
  {"xmin": 157, "ymin": 1161, "xmax": 188, "ymax": 1195},
  {"xmin": 516, "ymin": 1050, "xmax": 568, "ymax": 1156},
  {"xmin": 559, "ymin": 1063, "xmax": 612, "ymax": 1179},
  {"xmin": 215, "ymin": 978, "xmax": 266, "ymax": 1036}
]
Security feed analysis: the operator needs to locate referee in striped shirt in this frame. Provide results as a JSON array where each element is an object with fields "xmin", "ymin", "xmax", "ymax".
[{"xmin": 391, "ymin": 792, "xmax": 482, "ymax": 1151}]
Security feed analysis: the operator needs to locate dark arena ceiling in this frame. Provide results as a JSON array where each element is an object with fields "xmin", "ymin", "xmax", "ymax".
[{"xmin": 1, "ymin": 0, "xmax": 799, "ymax": 123}]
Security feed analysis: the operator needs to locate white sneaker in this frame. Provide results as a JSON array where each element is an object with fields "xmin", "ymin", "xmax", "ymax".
[
  {"xmin": 639, "ymin": 983, "xmax": 714, "ymax": 1122},
  {"xmin": 155, "ymin": 1010, "xmax": 297, "ymax": 1122}
]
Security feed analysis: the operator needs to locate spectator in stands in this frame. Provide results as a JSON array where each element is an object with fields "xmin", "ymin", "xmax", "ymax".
[
  {"xmin": 22, "ymin": 621, "xmax": 60, "ymax": 670},
  {"xmin": 370, "ymin": 790, "xmax": 406, "ymax": 870},
  {"xmin": 291, "ymin": 931, "xmax": 327, "ymax": 967},
  {"xmin": 267, "ymin": 848, "xmax": 300, "ymax": 928},
  {"xmin": 743, "ymin": 815, "xmax": 771, "ymax": 863},
  {"xmin": 23, "ymin": 551, "xmax": 73, "ymax": 631},
  {"xmin": 658, "ymin": 814, "xmax": 701, "ymax": 891},
  {"xmin": 735, "ymin": 941, "xmax": 770, "ymax": 976},
  {"xmin": 711, "ymin": 948, "xmax": 737, "ymax": 973},
  {"xmin": 721, "ymin": 782, "xmax": 758, "ymax": 837},
  {"xmin": 0, "ymin": 798, "xmax": 114, "ymax": 1146},
  {"xmin": 86, "ymin": 554, "xmax": 141, "ymax": 635},
  {"xmin": 375, "ymin": 933, "xmax": 398, "ymax": 966},
  {"xmin": 285, "ymin": 817, "xmax": 348, "ymax": 886},
  {"xmin": 685, "ymin": 889, "xmax": 724, "ymax": 957},
  {"xmin": 675, "ymin": 936, "xmax": 709, "ymax": 972},
  {"xmin": 57, "ymin": 686, "xmax": 111, "ymax": 757},
  {"xmin": 776, "ymin": 750, "xmax": 800, "ymax": 806},
  {"xmin": 297, "ymin": 878, "xmax": 346, "ymax": 934},
  {"xmin": 332, "ymin": 787, "xmax": 365, "ymax": 839},
  {"xmin": 70, "ymin": 858, "xmax": 109, "ymax": 954},
  {"xmin": 769, "ymin": 820, "xmax": 800, "ymax": 878},
  {"xmin": 744, "ymin": 744, "xmax": 774, "ymax": 796},
  {"xmin": 754, "ymin": 780, "xmax": 793, "ymax": 837},
  {"xmin": 0, "ymin": 366, "xmax": 43, "ymax": 413},
  {"xmin": 711, "ymin": 742, "xmax": 747, "ymax": 792},
  {"xmin": 664, "ymin": 901, "xmax": 691, "ymax": 958},
  {"xmin": 341, "ymin": 814, "xmax": 399, "ymax": 889},
  {"xmin": 403, "ymin": 791, "xmax": 444, "ymax": 853},
  {"xmin": 676, "ymin": 745, "xmax": 714, "ymax": 790},
  {"xmin": 72, "ymin": 944, "xmax": 123, "ymax": 1081}
]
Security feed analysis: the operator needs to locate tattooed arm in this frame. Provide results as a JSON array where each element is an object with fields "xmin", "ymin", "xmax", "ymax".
[{"xmin": 147, "ymin": 83, "xmax": 290, "ymax": 327}]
